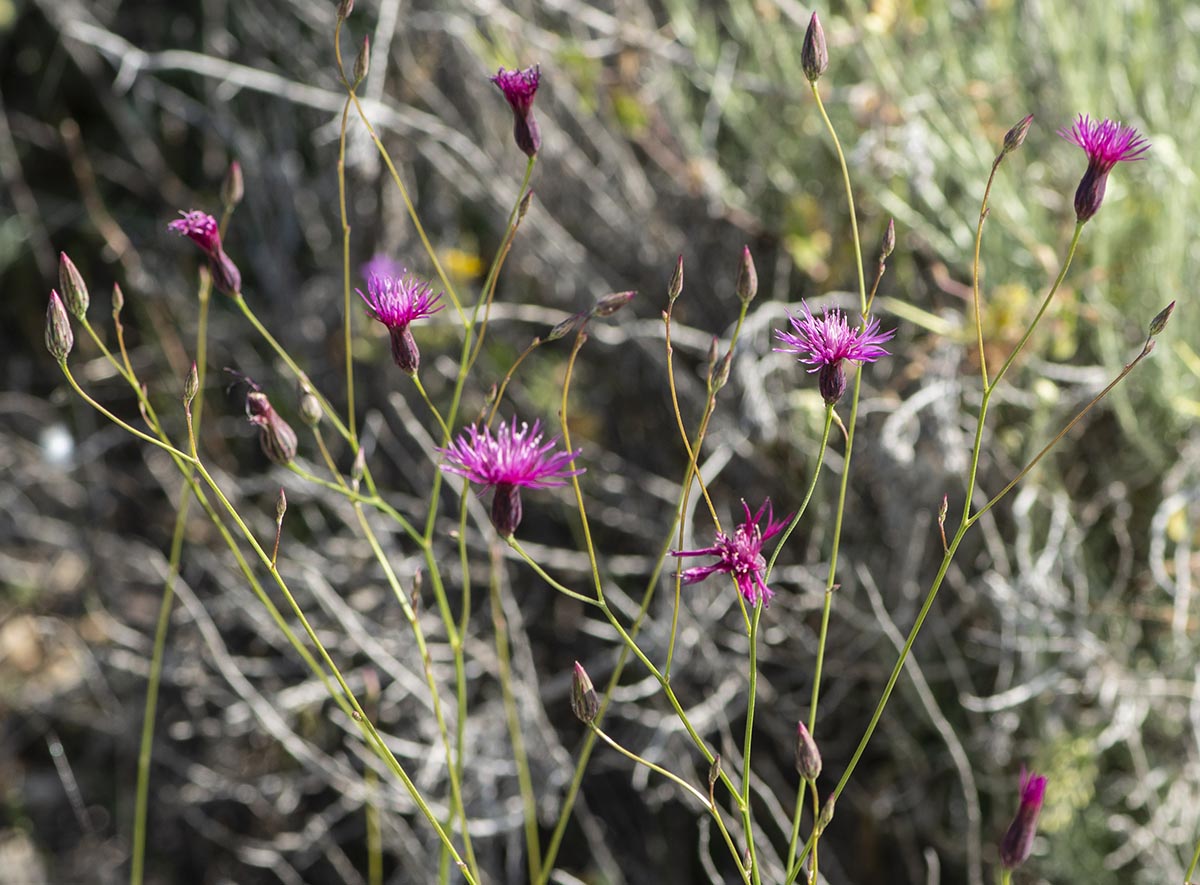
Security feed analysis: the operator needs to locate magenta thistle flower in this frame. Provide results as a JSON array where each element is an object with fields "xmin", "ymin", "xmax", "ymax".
[
  {"xmin": 357, "ymin": 269, "xmax": 444, "ymax": 374},
  {"xmin": 490, "ymin": 65, "xmax": 541, "ymax": 157},
  {"xmin": 168, "ymin": 210, "xmax": 242, "ymax": 295},
  {"xmin": 774, "ymin": 302, "xmax": 895, "ymax": 405},
  {"xmin": 673, "ymin": 499, "xmax": 789, "ymax": 607},
  {"xmin": 436, "ymin": 417, "xmax": 583, "ymax": 536},
  {"xmin": 999, "ymin": 767, "xmax": 1048, "ymax": 870},
  {"xmin": 1058, "ymin": 114, "xmax": 1150, "ymax": 222}
]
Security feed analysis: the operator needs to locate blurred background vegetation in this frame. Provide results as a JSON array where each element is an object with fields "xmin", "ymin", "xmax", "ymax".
[{"xmin": 1, "ymin": 0, "xmax": 1197, "ymax": 882}]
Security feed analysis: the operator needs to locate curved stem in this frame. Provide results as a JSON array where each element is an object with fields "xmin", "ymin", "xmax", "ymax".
[
  {"xmin": 591, "ymin": 725, "xmax": 712, "ymax": 808},
  {"xmin": 971, "ymin": 158, "xmax": 1002, "ymax": 388}
]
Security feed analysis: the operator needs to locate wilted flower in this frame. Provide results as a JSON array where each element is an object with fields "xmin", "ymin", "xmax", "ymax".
[
  {"xmin": 774, "ymin": 302, "xmax": 895, "ymax": 405},
  {"xmin": 168, "ymin": 210, "xmax": 242, "ymax": 295},
  {"xmin": 1058, "ymin": 114, "xmax": 1150, "ymax": 222},
  {"xmin": 357, "ymin": 269, "xmax": 444, "ymax": 374},
  {"xmin": 999, "ymin": 767, "xmax": 1048, "ymax": 870},
  {"xmin": 230, "ymin": 376, "xmax": 298, "ymax": 467},
  {"xmin": 490, "ymin": 65, "xmax": 541, "ymax": 157},
  {"xmin": 673, "ymin": 499, "xmax": 789, "ymax": 607},
  {"xmin": 436, "ymin": 417, "xmax": 583, "ymax": 536}
]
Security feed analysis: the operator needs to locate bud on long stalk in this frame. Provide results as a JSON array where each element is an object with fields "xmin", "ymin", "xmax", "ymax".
[{"xmin": 45, "ymin": 290, "xmax": 74, "ymax": 362}]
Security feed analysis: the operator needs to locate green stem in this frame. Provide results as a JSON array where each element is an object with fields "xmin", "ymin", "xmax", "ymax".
[
  {"xmin": 489, "ymin": 545, "xmax": 542, "ymax": 882},
  {"xmin": 591, "ymin": 725, "xmax": 712, "ymax": 808},
  {"xmin": 971, "ymin": 158, "xmax": 1002, "ymax": 388},
  {"xmin": 811, "ymin": 85, "xmax": 867, "ymax": 314},
  {"xmin": 741, "ymin": 604, "xmax": 764, "ymax": 885},
  {"xmin": 336, "ymin": 95, "xmax": 358, "ymax": 446},
  {"xmin": 1185, "ymin": 833, "xmax": 1200, "ymax": 884}
]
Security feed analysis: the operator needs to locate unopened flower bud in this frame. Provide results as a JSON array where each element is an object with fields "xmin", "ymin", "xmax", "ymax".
[
  {"xmin": 1148, "ymin": 300, "xmax": 1175, "ymax": 337},
  {"xmin": 246, "ymin": 390, "xmax": 298, "ymax": 466},
  {"xmin": 353, "ymin": 35, "xmax": 370, "ymax": 85},
  {"xmin": 45, "ymin": 290, "xmax": 74, "ymax": 362},
  {"xmin": 490, "ymin": 483, "xmax": 523, "ymax": 537},
  {"xmin": 548, "ymin": 312, "xmax": 587, "ymax": 341},
  {"xmin": 668, "ymin": 255, "xmax": 684, "ymax": 303},
  {"xmin": 879, "ymin": 218, "xmax": 896, "ymax": 264},
  {"xmin": 801, "ymin": 12, "xmax": 829, "ymax": 83},
  {"xmin": 299, "ymin": 390, "xmax": 322, "ymax": 426},
  {"xmin": 275, "ymin": 487, "xmax": 288, "ymax": 523},
  {"xmin": 735, "ymin": 246, "xmax": 758, "ymax": 304},
  {"xmin": 706, "ymin": 336, "xmax": 720, "ymax": 379},
  {"xmin": 592, "ymin": 290, "xmax": 636, "ymax": 318},
  {"xmin": 570, "ymin": 661, "xmax": 599, "ymax": 724},
  {"xmin": 1000, "ymin": 768, "xmax": 1047, "ymax": 870},
  {"xmin": 1002, "ymin": 114, "xmax": 1034, "ymax": 156},
  {"xmin": 711, "ymin": 349, "xmax": 734, "ymax": 392},
  {"xmin": 518, "ymin": 189, "xmax": 534, "ymax": 220},
  {"xmin": 221, "ymin": 161, "xmax": 244, "ymax": 209},
  {"xmin": 794, "ymin": 722, "xmax": 822, "ymax": 781},
  {"xmin": 336, "ymin": 0, "xmax": 353, "ymax": 20},
  {"xmin": 111, "ymin": 283, "xmax": 125, "ymax": 318},
  {"xmin": 184, "ymin": 361, "xmax": 199, "ymax": 405},
  {"xmin": 58, "ymin": 252, "xmax": 90, "ymax": 319},
  {"xmin": 708, "ymin": 755, "xmax": 722, "ymax": 791},
  {"xmin": 350, "ymin": 446, "xmax": 366, "ymax": 485},
  {"xmin": 816, "ymin": 793, "xmax": 835, "ymax": 833}
]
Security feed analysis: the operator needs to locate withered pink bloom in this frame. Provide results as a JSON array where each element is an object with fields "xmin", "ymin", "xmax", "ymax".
[
  {"xmin": 673, "ymin": 500, "xmax": 789, "ymax": 607},
  {"xmin": 490, "ymin": 65, "xmax": 541, "ymax": 157},
  {"xmin": 245, "ymin": 390, "xmax": 297, "ymax": 467},
  {"xmin": 774, "ymin": 302, "xmax": 895, "ymax": 405},
  {"xmin": 999, "ymin": 767, "xmax": 1048, "ymax": 870},
  {"xmin": 357, "ymin": 269, "xmax": 443, "ymax": 374},
  {"xmin": 168, "ymin": 210, "xmax": 241, "ymax": 295},
  {"xmin": 1058, "ymin": 114, "xmax": 1149, "ymax": 222},
  {"xmin": 437, "ymin": 417, "xmax": 582, "ymax": 536}
]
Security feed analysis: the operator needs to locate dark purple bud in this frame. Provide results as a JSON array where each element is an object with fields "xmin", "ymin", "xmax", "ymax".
[
  {"xmin": 735, "ymin": 246, "xmax": 758, "ymax": 304},
  {"xmin": 1072, "ymin": 163, "xmax": 1110, "ymax": 223},
  {"xmin": 999, "ymin": 768, "xmax": 1047, "ymax": 870},
  {"xmin": 570, "ymin": 661, "xmax": 599, "ymax": 724},
  {"xmin": 388, "ymin": 325, "xmax": 420, "ymax": 374},
  {"xmin": 794, "ymin": 722, "xmax": 822, "ymax": 781},
  {"xmin": 246, "ymin": 391, "xmax": 298, "ymax": 466},
  {"xmin": 58, "ymin": 252, "xmax": 90, "ymax": 319},
  {"xmin": 817, "ymin": 360, "xmax": 847, "ymax": 405},
  {"xmin": 490, "ymin": 483, "xmax": 523, "ymax": 537},
  {"xmin": 207, "ymin": 248, "xmax": 242, "ymax": 296},
  {"xmin": 45, "ymin": 290, "xmax": 74, "ymax": 362},
  {"xmin": 802, "ymin": 12, "xmax": 829, "ymax": 83}
]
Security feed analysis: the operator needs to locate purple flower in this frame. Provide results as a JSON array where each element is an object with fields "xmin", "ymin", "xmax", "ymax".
[
  {"xmin": 490, "ymin": 65, "xmax": 541, "ymax": 157},
  {"xmin": 673, "ymin": 500, "xmax": 789, "ymax": 607},
  {"xmin": 168, "ymin": 210, "xmax": 242, "ymax": 295},
  {"xmin": 999, "ymin": 767, "xmax": 1047, "ymax": 870},
  {"xmin": 1058, "ymin": 114, "xmax": 1150, "ymax": 222},
  {"xmin": 436, "ymin": 417, "xmax": 583, "ymax": 536},
  {"xmin": 774, "ymin": 302, "xmax": 895, "ymax": 405},
  {"xmin": 357, "ymin": 269, "xmax": 444, "ymax": 374}
]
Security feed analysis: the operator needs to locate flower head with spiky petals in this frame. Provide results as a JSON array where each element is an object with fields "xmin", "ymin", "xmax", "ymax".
[
  {"xmin": 357, "ymin": 269, "xmax": 444, "ymax": 374},
  {"xmin": 774, "ymin": 302, "xmax": 895, "ymax": 405},
  {"xmin": 1058, "ymin": 114, "xmax": 1150, "ymax": 222},
  {"xmin": 999, "ymin": 767, "xmax": 1048, "ymax": 870},
  {"xmin": 437, "ymin": 417, "xmax": 583, "ymax": 536},
  {"xmin": 168, "ymin": 209, "xmax": 241, "ymax": 295},
  {"xmin": 673, "ymin": 500, "xmax": 790, "ymax": 607},
  {"xmin": 490, "ymin": 65, "xmax": 541, "ymax": 157}
]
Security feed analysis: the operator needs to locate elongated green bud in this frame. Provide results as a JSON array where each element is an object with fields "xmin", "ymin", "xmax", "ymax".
[
  {"xmin": 59, "ymin": 252, "xmax": 89, "ymax": 320},
  {"xmin": 45, "ymin": 290, "xmax": 74, "ymax": 362}
]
